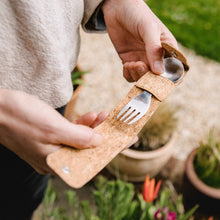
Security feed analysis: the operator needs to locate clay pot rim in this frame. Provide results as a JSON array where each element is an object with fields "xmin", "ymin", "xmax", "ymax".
[
  {"xmin": 120, "ymin": 133, "xmax": 176, "ymax": 160},
  {"xmin": 186, "ymin": 148, "xmax": 220, "ymax": 199}
]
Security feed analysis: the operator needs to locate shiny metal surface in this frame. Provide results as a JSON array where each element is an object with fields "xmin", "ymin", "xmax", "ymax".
[{"xmin": 117, "ymin": 57, "xmax": 184, "ymax": 124}]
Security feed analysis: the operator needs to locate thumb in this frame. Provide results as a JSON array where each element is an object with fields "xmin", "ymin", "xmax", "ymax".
[
  {"xmin": 144, "ymin": 32, "xmax": 164, "ymax": 75},
  {"xmin": 139, "ymin": 13, "xmax": 164, "ymax": 74},
  {"xmin": 56, "ymin": 121, "xmax": 102, "ymax": 149}
]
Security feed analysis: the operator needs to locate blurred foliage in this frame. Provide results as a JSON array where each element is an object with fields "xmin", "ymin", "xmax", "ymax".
[
  {"xmin": 132, "ymin": 103, "xmax": 177, "ymax": 151},
  {"xmin": 194, "ymin": 131, "xmax": 220, "ymax": 188},
  {"xmin": 41, "ymin": 181, "xmax": 85, "ymax": 220},
  {"xmin": 40, "ymin": 176, "xmax": 197, "ymax": 220},
  {"xmin": 146, "ymin": 0, "xmax": 220, "ymax": 62},
  {"xmin": 71, "ymin": 66, "xmax": 88, "ymax": 90}
]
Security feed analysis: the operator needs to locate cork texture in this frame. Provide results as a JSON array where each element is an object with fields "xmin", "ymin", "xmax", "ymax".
[
  {"xmin": 47, "ymin": 43, "xmax": 189, "ymax": 188},
  {"xmin": 47, "ymin": 86, "xmax": 161, "ymax": 188},
  {"xmin": 136, "ymin": 71, "xmax": 175, "ymax": 101},
  {"xmin": 162, "ymin": 42, "xmax": 189, "ymax": 72}
]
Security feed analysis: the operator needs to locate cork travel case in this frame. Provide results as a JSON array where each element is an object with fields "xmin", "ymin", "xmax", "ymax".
[{"xmin": 47, "ymin": 43, "xmax": 189, "ymax": 188}]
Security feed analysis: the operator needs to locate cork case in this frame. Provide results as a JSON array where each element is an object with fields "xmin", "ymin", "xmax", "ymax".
[{"xmin": 47, "ymin": 43, "xmax": 189, "ymax": 188}]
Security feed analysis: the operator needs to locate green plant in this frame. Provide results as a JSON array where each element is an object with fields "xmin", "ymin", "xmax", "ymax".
[
  {"xmin": 41, "ymin": 181, "xmax": 67, "ymax": 220},
  {"xmin": 41, "ymin": 176, "xmax": 197, "ymax": 220},
  {"xmin": 132, "ymin": 103, "xmax": 177, "ymax": 151},
  {"xmin": 146, "ymin": 0, "xmax": 220, "ymax": 62},
  {"xmin": 194, "ymin": 131, "xmax": 220, "ymax": 188},
  {"xmin": 81, "ymin": 176, "xmax": 140, "ymax": 220},
  {"xmin": 71, "ymin": 66, "xmax": 88, "ymax": 89},
  {"xmin": 81, "ymin": 176, "xmax": 198, "ymax": 220},
  {"xmin": 41, "ymin": 181, "xmax": 85, "ymax": 220}
]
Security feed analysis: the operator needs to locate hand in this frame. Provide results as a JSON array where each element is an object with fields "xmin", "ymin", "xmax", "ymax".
[
  {"xmin": 0, "ymin": 89, "xmax": 107, "ymax": 174},
  {"xmin": 102, "ymin": 0, "xmax": 178, "ymax": 82},
  {"xmin": 75, "ymin": 111, "xmax": 108, "ymax": 128}
]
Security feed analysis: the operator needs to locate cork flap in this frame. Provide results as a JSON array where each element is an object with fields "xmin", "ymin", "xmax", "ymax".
[
  {"xmin": 162, "ymin": 42, "xmax": 189, "ymax": 71},
  {"xmin": 135, "ymin": 71, "xmax": 175, "ymax": 102},
  {"xmin": 135, "ymin": 43, "xmax": 190, "ymax": 101}
]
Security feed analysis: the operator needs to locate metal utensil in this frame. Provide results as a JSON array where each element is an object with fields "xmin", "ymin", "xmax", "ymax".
[{"xmin": 117, "ymin": 57, "xmax": 184, "ymax": 124}]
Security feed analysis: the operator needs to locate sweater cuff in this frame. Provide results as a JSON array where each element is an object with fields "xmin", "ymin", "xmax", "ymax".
[{"xmin": 82, "ymin": 0, "xmax": 106, "ymax": 32}]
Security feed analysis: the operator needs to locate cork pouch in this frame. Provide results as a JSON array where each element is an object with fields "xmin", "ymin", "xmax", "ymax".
[{"xmin": 47, "ymin": 43, "xmax": 189, "ymax": 188}]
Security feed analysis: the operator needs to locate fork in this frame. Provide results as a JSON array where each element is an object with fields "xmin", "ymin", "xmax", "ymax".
[
  {"xmin": 117, "ymin": 57, "xmax": 184, "ymax": 125},
  {"xmin": 117, "ymin": 91, "xmax": 152, "ymax": 124}
]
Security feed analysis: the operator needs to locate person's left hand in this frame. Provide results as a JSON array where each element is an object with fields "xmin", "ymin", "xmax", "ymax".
[
  {"xmin": 76, "ymin": 111, "xmax": 138, "ymax": 149},
  {"xmin": 75, "ymin": 111, "xmax": 108, "ymax": 128},
  {"xmin": 102, "ymin": 0, "xmax": 178, "ymax": 82}
]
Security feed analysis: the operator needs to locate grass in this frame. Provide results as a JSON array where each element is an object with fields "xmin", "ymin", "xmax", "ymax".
[{"xmin": 146, "ymin": 0, "xmax": 220, "ymax": 62}]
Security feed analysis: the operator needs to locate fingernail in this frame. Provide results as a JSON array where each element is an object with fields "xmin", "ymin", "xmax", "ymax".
[
  {"xmin": 138, "ymin": 66, "xmax": 146, "ymax": 73},
  {"xmin": 153, "ymin": 61, "xmax": 164, "ymax": 74},
  {"xmin": 91, "ymin": 133, "xmax": 102, "ymax": 147}
]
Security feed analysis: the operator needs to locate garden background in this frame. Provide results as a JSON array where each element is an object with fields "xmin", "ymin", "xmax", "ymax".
[{"xmin": 33, "ymin": 0, "xmax": 220, "ymax": 219}]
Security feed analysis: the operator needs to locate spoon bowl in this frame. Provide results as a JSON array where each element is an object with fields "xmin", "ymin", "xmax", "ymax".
[{"xmin": 162, "ymin": 57, "xmax": 185, "ymax": 83}]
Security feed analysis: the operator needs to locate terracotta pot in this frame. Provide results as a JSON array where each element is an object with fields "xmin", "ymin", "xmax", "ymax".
[
  {"xmin": 183, "ymin": 148, "xmax": 220, "ymax": 214},
  {"xmin": 64, "ymin": 84, "xmax": 83, "ymax": 122},
  {"xmin": 106, "ymin": 134, "xmax": 176, "ymax": 182},
  {"xmin": 64, "ymin": 65, "xmax": 84, "ymax": 122}
]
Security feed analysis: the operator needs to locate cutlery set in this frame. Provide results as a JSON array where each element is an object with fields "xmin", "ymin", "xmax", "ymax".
[{"xmin": 47, "ymin": 43, "xmax": 189, "ymax": 188}]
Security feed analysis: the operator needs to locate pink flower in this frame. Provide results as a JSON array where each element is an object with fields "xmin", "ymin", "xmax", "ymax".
[
  {"xmin": 167, "ymin": 211, "xmax": 176, "ymax": 220},
  {"xmin": 154, "ymin": 209, "xmax": 163, "ymax": 219},
  {"xmin": 154, "ymin": 208, "xmax": 177, "ymax": 220}
]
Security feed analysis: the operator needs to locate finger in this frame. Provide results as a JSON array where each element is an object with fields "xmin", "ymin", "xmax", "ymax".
[
  {"xmin": 90, "ymin": 111, "xmax": 109, "ymax": 128},
  {"xmin": 35, "ymin": 166, "xmax": 57, "ymax": 176},
  {"xmin": 56, "ymin": 121, "xmax": 102, "ymax": 149},
  {"xmin": 129, "ymin": 62, "xmax": 140, "ymax": 82},
  {"xmin": 140, "ymin": 21, "xmax": 164, "ymax": 74},
  {"xmin": 145, "ymin": 41, "xmax": 164, "ymax": 75},
  {"xmin": 134, "ymin": 61, "xmax": 149, "ymax": 79},
  {"xmin": 124, "ymin": 62, "xmax": 140, "ymax": 82},
  {"xmin": 124, "ymin": 62, "xmax": 149, "ymax": 82},
  {"xmin": 75, "ymin": 111, "xmax": 97, "ymax": 126},
  {"xmin": 123, "ymin": 62, "xmax": 134, "ymax": 82}
]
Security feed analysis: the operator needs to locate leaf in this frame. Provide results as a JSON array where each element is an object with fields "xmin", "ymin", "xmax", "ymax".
[
  {"xmin": 180, "ymin": 205, "xmax": 199, "ymax": 220},
  {"xmin": 176, "ymin": 195, "xmax": 184, "ymax": 215},
  {"xmin": 65, "ymin": 190, "xmax": 77, "ymax": 207},
  {"xmin": 158, "ymin": 188, "xmax": 171, "ymax": 207},
  {"xmin": 71, "ymin": 70, "xmax": 88, "ymax": 86},
  {"xmin": 81, "ymin": 201, "xmax": 93, "ymax": 220},
  {"xmin": 137, "ymin": 194, "xmax": 147, "ymax": 211},
  {"xmin": 122, "ymin": 200, "xmax": 142, "ymax": 220},
  {"xmin": 49, "ymin": 191, "xmax": 57, "ymax": 205}
]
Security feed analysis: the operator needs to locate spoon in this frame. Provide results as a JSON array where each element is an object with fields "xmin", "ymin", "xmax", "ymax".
[
  {"xmin": 117, "ymin": 57, "xmax": 185, "ymax": 124},
  {"xmin": 162, "ymin": 57, "xmax": 185, "ymax": 83}
]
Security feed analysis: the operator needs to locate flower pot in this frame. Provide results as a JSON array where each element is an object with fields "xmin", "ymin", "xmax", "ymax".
[
  {"xmin": 64, "ymin": 83, "xmax": 83, "ymax": 121},
  {"xmin": 64, "ymin": 65, "xmax": 84, "ymax": 122},
  {"xmin": 183, "ymin": 148, "xmax": 220, "ymax": 214},
  {"xmin": 106, "ymin": 134, "xmax": 176, "ymax": 182}
]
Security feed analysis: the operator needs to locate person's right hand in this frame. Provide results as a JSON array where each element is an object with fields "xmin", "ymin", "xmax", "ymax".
[
  {"xmin": 102, "ymin": 0, "xmax": 178, "ymax": 82},
  {"xmin": 0, "ymin": 89, "xmax": 105, "ymax": 175}
]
